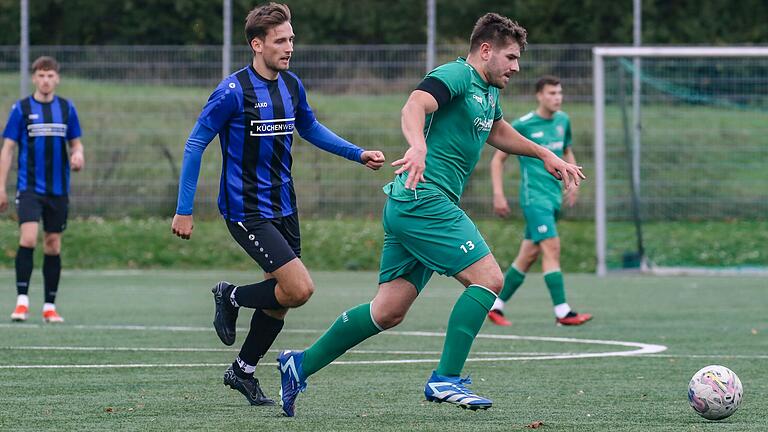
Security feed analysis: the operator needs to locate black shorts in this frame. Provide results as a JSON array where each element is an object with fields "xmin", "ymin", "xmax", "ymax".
[
  {"xmin": 226, "ymin": 213, "xmax": 301, "ymax": 273},
  {"xmin": 16, "ymin": 191, "xmax": 69, "ymax": 233}
]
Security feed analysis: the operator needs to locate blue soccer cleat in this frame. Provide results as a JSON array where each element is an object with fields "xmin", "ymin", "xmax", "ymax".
[
  {"xmin": 424, "ymin": 371, "xmax": 493, "ymax": 410},
  {"xmin": 277, "ymin": 350, "xmax": 307, "ymax": 417}
]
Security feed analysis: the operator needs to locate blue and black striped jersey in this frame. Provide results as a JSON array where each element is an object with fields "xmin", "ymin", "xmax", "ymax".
[
  {"xmin": 2, "ymin": 95, "xmax": 82, "ymax": 196},
  {"xmin": 185, "ymin": 65, "xmax": 362, "ymax": 221}
]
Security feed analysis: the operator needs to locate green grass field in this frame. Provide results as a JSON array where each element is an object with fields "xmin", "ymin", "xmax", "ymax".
[{"xmin": 1, "ymin": 270, "xmax": 765, "ymax": 431}]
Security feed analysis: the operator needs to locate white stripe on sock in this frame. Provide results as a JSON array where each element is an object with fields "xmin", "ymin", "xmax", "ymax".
[
  {"xmin": 511, "ymin": 263, "xmax": 526, "ymax": 275},
  {"xmin": 369, "ymin": 302, "xmax": 384, "ymax": 331},
  {"xmin": 469, "ymin": 284, "xmax": 498, "ymax": 299},
  {"xmin": 236, "ymin": 356, "xmax": 256, "ymax": 374}
]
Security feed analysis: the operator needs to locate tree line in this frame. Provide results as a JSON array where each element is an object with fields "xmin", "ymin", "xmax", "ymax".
[{"xmin": 0, "ymin": 0, "xmax": 766, "ymax": 45}]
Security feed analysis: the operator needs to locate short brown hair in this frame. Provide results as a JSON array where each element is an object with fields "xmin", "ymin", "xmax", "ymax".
[
  {"xmin": 245, "ymin": 2, "xmax": 291, "ymax": 44},
  {"xmin": 31, "ymin": 56, "xmax": 59, "ymax": 73},
  {"xmin": 469, "ymin": 13, "xmax": 527, "ymax": 52},
  {"xmin": 535, "ymin": 75, "xmax": 561, "ymax": 93}
]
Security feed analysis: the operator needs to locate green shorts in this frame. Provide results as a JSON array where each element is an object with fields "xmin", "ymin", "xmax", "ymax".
[
  {"xmin": 523, "ymin": 206, "xmax": 560, "ymax": 244},
  {"xmin": 378, "ymin": 194, "xmax": 490, "ymax": 293}
]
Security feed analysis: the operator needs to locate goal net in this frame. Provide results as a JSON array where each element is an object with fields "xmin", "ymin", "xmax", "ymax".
[{"xmin": 593, "ymin": 47, "xmax": 768, "ymax": 276}]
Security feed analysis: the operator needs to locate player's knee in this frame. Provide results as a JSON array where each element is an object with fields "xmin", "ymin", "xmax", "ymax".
[
  {"xmin": 43, "ymin": 237, "xmax": 61, "ymax": 255},
  {"xmin": 284, "ymin": 279, "xmax": 315, "ymax": 307},
  {"xmin": 541, "ymin": 240, "xmax": 560, "ymax": 258},
  {"xmin": 522, "ymin": 251, "xmax": 539, "ymax": 267},
  {"xmin": 479, "ymin": 270, "xmax": 504, "ymax": 294},
  {"xmin": 374, "ymin": 307, "xmax": 406, "ymax": 330},
  {"xmin": 19, "ymin": 238, "xmax": 36, "ymax": 249}
]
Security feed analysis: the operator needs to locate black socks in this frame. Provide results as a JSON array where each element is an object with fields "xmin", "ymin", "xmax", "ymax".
[
  {"xmin": 233, "ymin": 278, "xmax": 282, "ymax": 309},
  {"xmin": 43, "ymin": 254, "xmax": 61, "ymax": 304},
  {"xmin": 15, "ymin": 247, "xmax": 34, "ymax": 296}
]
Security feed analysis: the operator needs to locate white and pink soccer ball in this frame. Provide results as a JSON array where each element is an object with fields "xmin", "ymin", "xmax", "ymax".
[{"xmin": 688, "ymin": 365, "xmax": 743, "ymax": 420}]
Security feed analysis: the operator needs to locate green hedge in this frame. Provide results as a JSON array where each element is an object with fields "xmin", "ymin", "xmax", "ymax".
[{"xmin": 1, "ymin": 217, "xmax": 766, "ymax": 271}]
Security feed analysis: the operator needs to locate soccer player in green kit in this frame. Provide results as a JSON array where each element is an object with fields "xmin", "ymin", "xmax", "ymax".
[
  {"xmin": 487, "ymin": 76, "xmax": 592, "ymax": 327},
  {"xmin": 277, "ymin": 15, "xmax": 584, "ymax": 416}
]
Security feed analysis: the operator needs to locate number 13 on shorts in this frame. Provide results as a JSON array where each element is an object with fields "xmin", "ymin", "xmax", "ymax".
[{"xmin": 459, "ymin": 240, "xmax": 475, "ymax": 254}]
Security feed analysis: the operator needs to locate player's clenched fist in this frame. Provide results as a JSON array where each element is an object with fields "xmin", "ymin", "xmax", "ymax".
[
  {"xmin": 172, "ymin": 214, "xmax": 194, "ymax": 240},
  {"xmin": 361, "ymin": 150, "xmax": 385, "ymax": 170}
]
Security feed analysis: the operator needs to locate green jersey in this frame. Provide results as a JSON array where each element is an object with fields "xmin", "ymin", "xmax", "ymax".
[
  {"xmin": 385, "ymin": 57, "xmax": 503, "ymax": 204},
  {"xmin": 512, "ymin": 111, "xmax": 572, "ymax": 209}
]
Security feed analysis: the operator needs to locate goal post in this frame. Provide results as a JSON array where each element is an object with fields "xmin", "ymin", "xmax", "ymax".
[{"xmin": 593, "ymin": 46, "xmax": 768, "ymax": 276}]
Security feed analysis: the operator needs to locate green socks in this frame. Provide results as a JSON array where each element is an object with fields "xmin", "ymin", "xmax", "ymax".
[
  {"xmin": 436, "ymin": 285, "xmax": 497, "ymax": 377},
  {"xmin": 300, "ymin": 302, "xmax": 382, "ymax": 379},
  {"xmin": 300, "ymin": 284, "xmax": 505, "ymax": 380},
  {"xmin": 544, "ymin": 270, "xmax": 567, "ymax": 306},
  {"xmin": 499, "ymin": 265, "xmax": 526, "ymax": 302}
]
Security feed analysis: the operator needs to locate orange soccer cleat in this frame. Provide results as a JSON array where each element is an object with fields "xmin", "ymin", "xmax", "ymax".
[
  {"xmin": 11, "ymin": 304, "xmax": 29, "ymax": 322},
  {"xmin": 556, "ymin": 311, "xmax": 592, "ymax": 326},
  {"xmin": 487, "ymin": 309, "xmax": 512, "ymax": 326},
  {"xmin": 42, "ymin": 309, "xmax": 65, "ymax": 323}
]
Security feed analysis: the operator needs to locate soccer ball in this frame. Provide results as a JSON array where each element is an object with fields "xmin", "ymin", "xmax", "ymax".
[{"xmin": 688, "ymin": 365, "xmax": 743, "ymax": 420}]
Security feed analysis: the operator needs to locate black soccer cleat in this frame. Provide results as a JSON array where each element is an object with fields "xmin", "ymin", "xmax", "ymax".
[
  {"xmin": 223, "ymin": 366, "xmax": 276, "ymax": 406},
  {"xmin": 212, "ymin": 281, "xmax": 239, "ymax": 346}
]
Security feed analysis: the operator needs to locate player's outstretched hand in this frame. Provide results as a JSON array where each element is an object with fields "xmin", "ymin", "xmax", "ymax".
[
  {"xmin": 70, "ymin": 150, "xmax": 84, "ymax": 171},
  {"xmin": 361, "ymin": 150, "xmax": 385, "ymax": 170},
  {"xmin": 493, "ymin": 194, "xmax": 511, "ymax": 218},
  {"xmin": 542, "ymin": 153, "xmax": 585, "ymax": 190},
  {"xmin": 564, "ymin": 185, "xmax": 579, "ymax": 207},
  {"xmin": 0, "ymin": 190, "xmax": 8, "ymax": 213},
  {"xmin": 172, "ymin": 214, "xmax": 194, "ymax": 240},
  {"xmin": 391, "ymin": 146, "xmax": 427, "ymax": 190}
]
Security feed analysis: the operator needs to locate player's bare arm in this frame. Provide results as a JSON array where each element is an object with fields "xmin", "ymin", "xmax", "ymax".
[
  {"xmin": 562, "ymin": 146, "xmax": 579, "ymax": 207},
  {"xmin": 69, "ymin": 138, "xmax": 84, "ymax": 171},
  {"xmin": 0, "ymin": 138, "xmax": 16, "ymax": 212},
  {"xmin": 490, "ymin": 150, "xmax": 511, "ymax": 217},
  {"xmin": 392, "ymin": 90, "xmax": 438, "ymax": 189},
  {"xmin": 487, "ymin": 119, "xmax": 584, "ymax": 189}
]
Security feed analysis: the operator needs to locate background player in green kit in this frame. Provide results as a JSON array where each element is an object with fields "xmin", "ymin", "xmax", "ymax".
[
  {"xmin": 277, "ymin": 15, "xmax": 584, "ymax": 417},
  {"xmin": 488, "ymin": 75, "xmax": 592, "ymax": 327}
]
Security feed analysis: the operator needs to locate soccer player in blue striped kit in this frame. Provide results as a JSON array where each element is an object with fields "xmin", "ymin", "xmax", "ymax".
[
  {"xmin": 1, "ymin": 56, "xmax": 85, "ymax": 324},
  {"xmin": 172, "ymin": 2, "xmax": 385, "ymax": 406}
]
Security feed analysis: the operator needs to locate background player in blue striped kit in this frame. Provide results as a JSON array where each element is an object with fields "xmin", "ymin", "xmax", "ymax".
[
  {"xmin": 171, "ymin": 2, "xmax": 385, "ymax": 406},
  {"xmin": 0, "ymin": 56, "xmax": 84, "ymax": 324}
]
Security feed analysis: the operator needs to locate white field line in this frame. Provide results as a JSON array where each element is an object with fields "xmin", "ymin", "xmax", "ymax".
[
  {"xmin": 6, "ymin": 347, "xmax": 761, "ymax": 360},
  {"xmin": 0, "ymin": 323, "xmax": 669, "ymax": 369},
  {"xmin": 0, "ymin": 346, "xmax": 568, "ymax": 356},
  {"xmin": 3, "ymin": 353, "xmax": 766, "ymax": 370}
]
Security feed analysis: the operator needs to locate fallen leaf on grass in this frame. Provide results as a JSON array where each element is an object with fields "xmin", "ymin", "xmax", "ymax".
[
  {"xmin": 526, "ymin": 420, "xmax": 544, "ymax": 429},
  {"xmin": 104, "ymin": 407, "xmax": 114, "ymax": 413}
]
